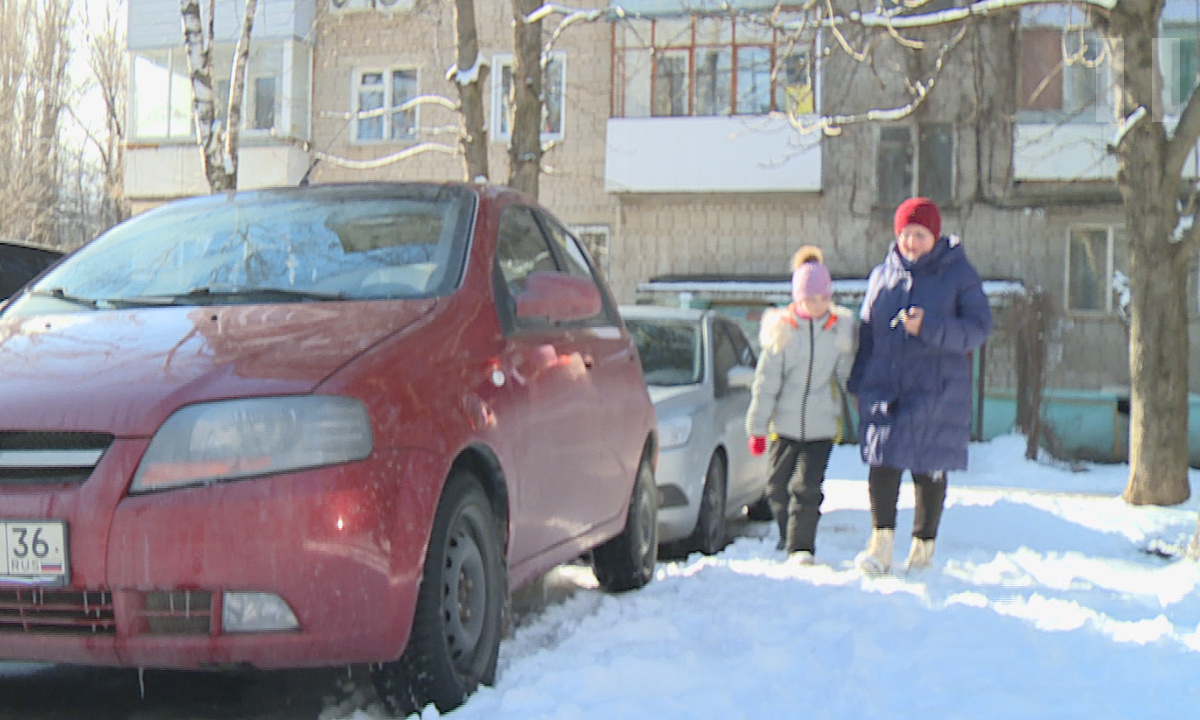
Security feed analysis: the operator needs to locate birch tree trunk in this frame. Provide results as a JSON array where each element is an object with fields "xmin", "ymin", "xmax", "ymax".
[{"xmin": 179, "ymin": 0, "xmax": 256, "ymax": 192}]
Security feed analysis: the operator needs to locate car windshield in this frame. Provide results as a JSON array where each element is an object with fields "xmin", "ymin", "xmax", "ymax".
[
  {"xmin": 26, "ymin": 185, "xmax": 475, "ymax": 308},
  {"xmin": 626, "ymin": 317, "xmax": 703, "ymax": 386}
]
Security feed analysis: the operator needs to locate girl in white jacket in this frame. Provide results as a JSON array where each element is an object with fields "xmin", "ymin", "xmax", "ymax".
[{"xmin": 745, "ymin": 255, "xmax": 856, "ymax": 563}]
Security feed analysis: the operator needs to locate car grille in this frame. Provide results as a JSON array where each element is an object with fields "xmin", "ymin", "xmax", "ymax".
[
  {"xmin": 0, "ymin": 588, "xmax": 116, "ymax": 635},
  {"xmin": 0, "ymin": 432, "xmax": 113, "ymax": 485},
  {"xmin": 137, "ymin": 591, "xmax": 213, "ymax": 636}
]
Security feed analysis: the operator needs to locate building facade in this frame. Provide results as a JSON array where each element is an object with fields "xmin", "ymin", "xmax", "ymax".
[{"xmin": 123, "ymin": 0, "xmax": 1200, "ymax": 456}]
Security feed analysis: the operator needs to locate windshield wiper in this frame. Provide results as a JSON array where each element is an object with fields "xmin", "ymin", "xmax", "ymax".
[
  {"xmin": 108, "ymin": 285, "xmax": 349, "ymax": 306},
  {"xmin": 29, "ymin": 288, "xmax": 99, "ymax": 309},
  {"xmin": 180, "ymin": 285, "xmax": 348, "ymax": 302}
]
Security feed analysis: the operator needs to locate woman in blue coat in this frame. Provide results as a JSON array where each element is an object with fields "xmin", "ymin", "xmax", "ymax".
[{"xmin": 847, "ymin": 197, "xmax": 992, "ymax": 573}]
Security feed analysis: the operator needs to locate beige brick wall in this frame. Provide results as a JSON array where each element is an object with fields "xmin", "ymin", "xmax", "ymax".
[
  {"xmin": 310, "ymin": 1, "xmax": 616, "ymax": 227},
  {"xmin": 303, "ymin": 3, "xmax": 1198, "ymax": 395}
]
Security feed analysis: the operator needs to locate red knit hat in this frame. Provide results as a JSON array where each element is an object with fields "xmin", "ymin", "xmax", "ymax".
[{"xmin": 893, "ymin": 197, "xmax": 941, "ymax": 239}]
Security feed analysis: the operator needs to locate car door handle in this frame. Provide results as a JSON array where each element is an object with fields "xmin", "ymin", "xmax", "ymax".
[{"xmin": 581, "ymin": 353, "xmax": 594, "ymax": 369}]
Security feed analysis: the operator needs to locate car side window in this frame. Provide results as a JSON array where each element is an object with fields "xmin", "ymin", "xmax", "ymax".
[
  {"xmin": 711, "ymin": 321, "xmax": 740, "ymax": 397},
  {"xmin": 534, "ymin": 211, "xmax": 620, "ymax": 327},
  {"xmin": 496, "ymin": 205, "xmax": 560, "ymax": 299},
  {"xmin": 725, "ymin": 320, "xmax": 756, "ymax": 367}
]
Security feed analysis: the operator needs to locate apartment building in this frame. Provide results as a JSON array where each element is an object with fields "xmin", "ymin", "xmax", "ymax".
[{"xmin": 123, "ymin": 0, "xmax": 1200, "ymax": 455}]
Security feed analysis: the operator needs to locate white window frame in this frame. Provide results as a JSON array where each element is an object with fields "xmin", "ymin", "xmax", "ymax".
[
  {"xmin": 351, "ymin": 67, "xmax": 419, "ymax": 144},
  {"xmin": 569, "ymin": 224, "xmax": 611, "ymax": 277},
  {"xmin": 1064, "ymin": 224, "xmax": 1123, "ymax": 314},
  {"xmin": 131, "ymin": 44, "xmax": 295, "ymax": 142},
  {"xmin": 490, "ymin": 52, "xmax": 566, "ymax": 143}
]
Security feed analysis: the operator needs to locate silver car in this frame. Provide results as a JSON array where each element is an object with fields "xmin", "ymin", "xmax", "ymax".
[{"xmin": 622, "ymin": 305, "xmax": 769, "ymax": 555}]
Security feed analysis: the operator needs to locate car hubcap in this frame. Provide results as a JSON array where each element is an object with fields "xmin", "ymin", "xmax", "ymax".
[{"xmin": 442, "ymin": 514, "xmax": 487, "ymax": 667}]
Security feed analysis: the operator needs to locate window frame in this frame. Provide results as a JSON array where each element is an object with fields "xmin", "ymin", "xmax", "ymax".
[
  {"xmin": 1017, "ymin": 25, "xmax": 1113, "ymax": 122},
  {"xmin": 1064, "ymin": 224, "xmax": 1124, "ymax": 315},
  {"xmin": 876, "ymin": 123, "xmax": 956, "ymax": 208},
  {"xmin": 610, "ymin": 14, "xmax": 815, "ymax": 119},
  {"xmin": 130, "ymin": 45, "xmax": 289, "ymax": 143},
  {"xmin": 350, "ymin": 66, "xmax": 419, "ymax": 145},
  {"xmin": 569, "ymin": 224, "xmax": 611, "ymax": 278},
  {"xmin": 491, "ymin": 52, "xmax": 567, "ymax": 143}
]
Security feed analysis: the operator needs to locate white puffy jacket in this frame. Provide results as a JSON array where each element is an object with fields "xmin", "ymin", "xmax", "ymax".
[{"xmin": 746, "ymin": 303, "xmax": 857, "ymax": 442}]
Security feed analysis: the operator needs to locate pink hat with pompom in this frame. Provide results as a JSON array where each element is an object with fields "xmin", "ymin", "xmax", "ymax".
[{"xmin": 792, "ymin": 262, "xmax": 832, "ymax": 303}]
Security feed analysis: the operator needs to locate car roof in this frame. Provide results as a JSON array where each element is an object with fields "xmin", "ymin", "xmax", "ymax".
[{"xmin": 619, "ymin": 304, "xmax": 708, "ymax": 322}]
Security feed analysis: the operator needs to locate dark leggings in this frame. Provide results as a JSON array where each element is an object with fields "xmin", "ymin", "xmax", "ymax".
[
  {"xmin": 867, "ymin": 465, "xmax": 947, "ymax": 540},
  {"xmin": 766, "ymin": 437, "xmax": 834, "ymax": 553}
]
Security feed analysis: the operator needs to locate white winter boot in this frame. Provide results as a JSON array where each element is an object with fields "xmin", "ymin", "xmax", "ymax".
[
  {"xmin": 905, "ymin": 538, "xmax": 935, "ymax": 572},
  {"xmin": 856, "ymin": 527, "xmax": 894, "ymax": 574}
]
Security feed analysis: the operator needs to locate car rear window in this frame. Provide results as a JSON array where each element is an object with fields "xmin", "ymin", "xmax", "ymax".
[{"xmin": 626, "ymin": 317, "xmax": 703, "ymax": 386}]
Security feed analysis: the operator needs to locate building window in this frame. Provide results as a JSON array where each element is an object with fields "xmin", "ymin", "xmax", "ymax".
[
  {"xmin": 353, "ymin": 68, "xmax": 417, "ymax": 142},
  {"xmin": 251, "ymin": 76, "xmax": 277, "ymax": 131},
  {"xmin": 612, "ymin": 14, "xmax": 814, "ymax": 118},
  {"xmin": 131, "ymin": 49, "xmax": 197, "ymax": 141},
  {"xmin": 1018, "ymin": 26, "xmax": 1111, "ymax": 120},
  {"xmin": 877, "ymin": 123, "xmax": 954, "ymax": 208},
  {"xmin": 570, "ymin": 224, "xmax": 611, "ymax": 277},
  {"xmin": 492, "ymin": 53, "xmax": 566, "ymax": 142},
  {"xmin": 131, "ymin": 44, "xmax": 290, "ymax": 141},
  {"xmin": 1066, "ymin": 226, "xmax": 1126, "ymax": 313},
  {"xmin": 1159, "ymin": 30, "xmax": 1200, "ymax": 117}
]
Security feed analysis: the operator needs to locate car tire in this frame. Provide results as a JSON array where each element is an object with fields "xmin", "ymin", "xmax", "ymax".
[
  {"xmin": 372, "ymin": 469, "xmax": 506, "ymax": 716},
  {"xmin": 688, "ymin": 452, "xmax": 728, "ymax": 555},
  {"xmin": 592, "ymin": 448, "xmax": 658, "ymax": 592},
  {"xmin": 746, "ymin": 494, "xmax": 774, "ymax": 522}
]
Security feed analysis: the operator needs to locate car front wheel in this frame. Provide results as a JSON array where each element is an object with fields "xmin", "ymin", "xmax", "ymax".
[
  {"xmin": 372, "ymin": 469, "xmax": 505, "ymax": 716},
  {"xmin": 689, "ymin": 452, "xmax": 728, "ymax": 555},
  {"xmin": 592, "ymin": 448, "xmax": 658, "ymax": 592}
]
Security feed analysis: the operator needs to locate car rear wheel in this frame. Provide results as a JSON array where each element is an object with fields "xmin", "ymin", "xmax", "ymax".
[
  {"xmin": 688, "ymin": 452, "xmax": 728, "ymax": 555},
  {"xmin": 372, "ymin": 469, "xmax": 505, "ymax": 716},
  {"xmin": 592, "ymin": 448, "xmax": 658, "ymax": 592}
]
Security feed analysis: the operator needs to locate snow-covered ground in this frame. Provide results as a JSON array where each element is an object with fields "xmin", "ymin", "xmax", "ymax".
[
  {"xmin": 324, "ymin": 433, "xmax": 1200, "ymax": 720},
  {"xmin": 5, "ymin": 434, "xmax": 1200, "ymax": 719}
]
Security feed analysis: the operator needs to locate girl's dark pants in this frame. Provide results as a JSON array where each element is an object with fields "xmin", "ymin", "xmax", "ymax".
[
  {"xmin": 867, "ymin": 465, "xmax": 947, "ymax": 540},
  {"xmin": 766, "ymin": 437, "xmax": 833, "ymax": 553}
]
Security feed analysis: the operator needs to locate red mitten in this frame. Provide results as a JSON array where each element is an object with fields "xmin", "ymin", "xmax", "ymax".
[{"xmin": 749, "ymin": 436, "xmax": 767, "ymax": 456}]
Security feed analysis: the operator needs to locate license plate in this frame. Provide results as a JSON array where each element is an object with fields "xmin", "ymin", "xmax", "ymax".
[{"xmin": 2, "ymin": 520, "xmax": 68, "ymax": 584}]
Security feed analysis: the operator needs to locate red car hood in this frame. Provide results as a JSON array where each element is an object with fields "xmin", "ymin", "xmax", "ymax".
[{"xmin": 0, "ymin": 300, "xmax": 435, "ymax": 436}]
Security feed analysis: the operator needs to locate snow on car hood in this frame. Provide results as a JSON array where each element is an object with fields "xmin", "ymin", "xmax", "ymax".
[{"xmin": 0, "ymin": 300, "xmax": 435, "ymax": 435}]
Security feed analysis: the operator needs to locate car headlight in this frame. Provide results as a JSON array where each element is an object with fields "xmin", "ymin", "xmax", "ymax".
[
  {"xmin": 658, "ymin": 414, "xmax": 693, "ymax": 450},
  {"xmin": 130, "ymin": 396, "xmax": 373, "ymax": 493}
]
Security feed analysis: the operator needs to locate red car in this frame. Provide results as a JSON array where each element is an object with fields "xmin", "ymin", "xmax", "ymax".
[{"xmin": 0, "ymin": 183, "xmax": 658, "ymax": 714}]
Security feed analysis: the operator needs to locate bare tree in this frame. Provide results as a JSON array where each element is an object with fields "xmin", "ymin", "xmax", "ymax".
[
  {"xmin": 451, "ymin": 0, "xmax": 490, "ymax": 182},
  {"xmin": 509, "ymin": 0, "xmax": 544, "ymax": 197},
  {"xmin": 79, "ymin": 0, "xmax": 129, "ymax": 229},
  {"xmin": 178, "ymin": 0, "xmax": 258, "ymax": 192},
  {"xmin": 0, "ymin": 0, "xmax": 74, "ymax": 249}
]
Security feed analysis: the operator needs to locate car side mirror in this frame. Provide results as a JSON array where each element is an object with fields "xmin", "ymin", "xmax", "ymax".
[
  {"xmin": 726, "ymin": 365, "xmax": 755, "ymax": 390},
  {"xmin": 514, "ymin": 271, "xmax": 602, "ymax": 324}
]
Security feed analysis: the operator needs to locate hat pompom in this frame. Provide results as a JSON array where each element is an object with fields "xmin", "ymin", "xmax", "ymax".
[{"xmin": 790, "ymin": 245, "xmax": 824, "ymax": 270}]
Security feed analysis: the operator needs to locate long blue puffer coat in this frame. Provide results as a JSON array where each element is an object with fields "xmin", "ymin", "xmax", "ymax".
[{"xmin": 847, "ymin": 236, "xmax": 992, "ymax": 473}]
